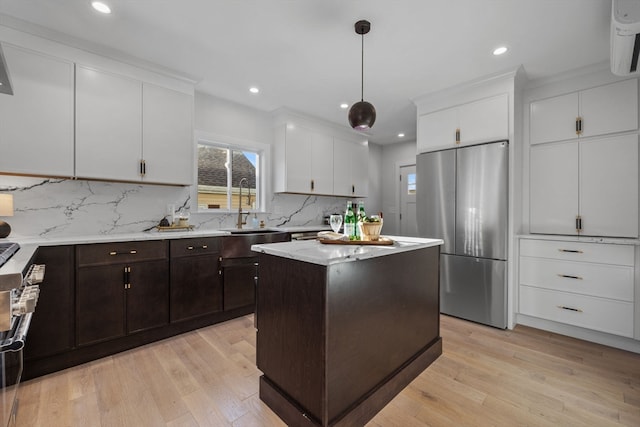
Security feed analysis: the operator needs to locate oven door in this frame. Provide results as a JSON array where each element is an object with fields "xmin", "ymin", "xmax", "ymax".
[{"xmin": 0, "ymin": 349, "xmax": 22, "ymax": 427}]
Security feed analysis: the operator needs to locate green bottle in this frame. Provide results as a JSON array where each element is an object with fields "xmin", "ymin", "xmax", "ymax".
[
  {"xmin": 344, "ymin": 200, "xmax": 356, "ymax": 240},
  {"xmin": 355, "ymin": 200, "xmax": 366, "ymax": 240}
]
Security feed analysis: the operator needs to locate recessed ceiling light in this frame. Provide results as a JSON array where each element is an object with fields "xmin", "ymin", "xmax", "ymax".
[
  {"xmin": 340, "ymin": 103, "xmax": 349, "ymax": 109},
  {"xmin": 91, "ymin": 1, "xmax": 112, "ymax": 14},
  {"xmin": 493, "ymin": 46, "xmax": 508, "ymax": 56},
  {"xmin": 249, "ymin": 87, "xmax": 259, "ymax": 94},
  {"xmin": 398, "ymin": 133, "xmax": 405, "ymax": 138}
]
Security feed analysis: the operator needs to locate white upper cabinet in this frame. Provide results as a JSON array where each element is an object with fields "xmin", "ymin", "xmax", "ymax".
[
  {"xmin": 0, "ymin": 44, "xmax": 74, "ymax": 177},
  {"xmin": 458, "ymin": 94, "xmax": 509, "ymax": 145},
  {"xmin": 76, "ymin": 65, "xmax": 194, "ymax": 185},
  {"xmin": 529, "ymin": 78, "xmax": 639, "ymax": 238},
  {"xmin": 417, "ymin": 93, "xmax": 508, "ymax": 153},
  {"xmin": 75, "ymin": 65, "xmax": 143, "ymax": 182},
  {"xmin": 530, "ymin": 141, "xmax": 579, "ymax": 235},
  {"xmin": 417, "ymin": 107, "xmax": 458, "ymax": 153},
  {"xmin": 333, "ymin": 138, "xmax": 368, "ymax": 198},
  {"xmin": 579, "ymin": 134, "xmax": 638, "ymax": 237},
  {"xmin": 275, "ymin": 124, "xmax": 333, "ymax": 195},
  {"xmin": 142, "ymin": 84, "xmax": 193, "ymax": 185},
  {"xmin": 273, "ymin": 117, "xmax": 368, "ymax": 197},
  {"xmin": 530, "ymin": 134, "xmax": 639, "ymax": 238},
  {"xmin": 530, "ymin": 79, "xmax": 638, "ymax": 145}
]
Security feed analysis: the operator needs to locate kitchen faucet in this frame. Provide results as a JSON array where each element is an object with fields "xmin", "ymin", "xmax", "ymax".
[{"xmin": 237, "ymin": 177, "xmax": 251, "ymax": 229}]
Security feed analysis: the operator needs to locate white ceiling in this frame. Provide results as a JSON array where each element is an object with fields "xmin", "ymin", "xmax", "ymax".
[{"xmin": 0, "ymin": 0, "xmax": 612, "ymax": 145}]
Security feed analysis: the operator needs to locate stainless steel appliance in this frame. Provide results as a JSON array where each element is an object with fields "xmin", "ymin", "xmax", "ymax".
[
  {"xmin": 417, "ymin": 141, "xmax": 508, "ymax": 328},
  {"xmin": 0, "ymin": 243, "xmax": 44, "ymax": 426}
]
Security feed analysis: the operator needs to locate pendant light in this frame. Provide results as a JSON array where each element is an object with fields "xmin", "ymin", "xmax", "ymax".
[{"xmin": 348, "ymin": 20, "xmax": 376, "ymax": 130}]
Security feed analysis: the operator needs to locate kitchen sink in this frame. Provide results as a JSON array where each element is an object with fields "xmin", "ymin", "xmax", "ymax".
[{"xmin": 224, "ymin": 229, "xmax": 281, "ymax": 234}]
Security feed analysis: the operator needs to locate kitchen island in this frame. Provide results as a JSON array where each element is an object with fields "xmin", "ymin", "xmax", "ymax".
[{"xmin": 251, "ymin": 236, "xmax": 443, "ymax": 427}]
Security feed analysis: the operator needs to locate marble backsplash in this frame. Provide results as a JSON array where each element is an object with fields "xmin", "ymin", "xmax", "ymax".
[{"xmin": 0, "ymin": 176, "xmax": 347, "ymax": 238}]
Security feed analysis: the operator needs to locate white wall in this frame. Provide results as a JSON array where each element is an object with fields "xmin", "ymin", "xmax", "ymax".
[{"xmin": 380, "ymin": 140, "xmax": 417, "ymax": 235}]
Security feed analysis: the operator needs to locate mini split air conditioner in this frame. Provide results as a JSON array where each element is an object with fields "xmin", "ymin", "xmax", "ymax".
[{"xmin": 611, "ymin": 0, "xmax": 640, "ymax": 76}]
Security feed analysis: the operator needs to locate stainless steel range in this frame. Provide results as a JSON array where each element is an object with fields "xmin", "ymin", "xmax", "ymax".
[{"xmin": 0, "ymin": 243, "xmax": 44, "ymax": 427}]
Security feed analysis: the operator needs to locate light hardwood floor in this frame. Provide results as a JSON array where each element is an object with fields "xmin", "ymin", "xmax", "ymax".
[{"xmin": 16, "ymin": 315, "xmax": 640, "ymax": 426}]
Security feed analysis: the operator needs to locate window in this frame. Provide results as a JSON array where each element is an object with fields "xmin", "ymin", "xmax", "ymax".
[
  {"xmin": 197, "ymin": 142, "xmax": 260, "ymax": 211},
  {"xmin": 407, "ymin": 172, "xmax": 416, "ymax": 195}
]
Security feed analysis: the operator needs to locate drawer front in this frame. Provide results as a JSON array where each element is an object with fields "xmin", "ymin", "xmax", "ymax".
[
  {"xmin": 519, "ymin": 285, "xmax": 634, "ymax": 337},
  {"xmin": 170, "ymin": 237, "xmax": 221, "ymax": 258},
  {"xmin": 519, "ymin": 257, "xmax": 634, "ymax": 301},
  {"xmin": 520, "ymin": 239, "xmax": 634, "ymax": 266},
  {"xmin": 77, "ymin": 240, "xmax": 168, "ymax": 266}
]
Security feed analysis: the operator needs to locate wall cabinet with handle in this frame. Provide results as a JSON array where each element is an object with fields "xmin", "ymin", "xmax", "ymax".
[
  {"xmin": 417, "ymin": 93, "xmax": 508, "ymax": 153},
  {"xmin": 530, "ymin": 79, "xmax": 638, "ymax": 145},
  {"xmin": 273, "ymin": 123, "xmax": 333, "ymax": 195},
  {"xmin": 530, "ymin": 127, "xmax": 639, "ymax": 238},
  {"xmin": 518, "ymin": 238, "xmax": 635, "ymax": 338},
  {"xmin": 76, "ymin": 240, "xmax": 169, "ymax": 346},
  {"xmin": 333, "ymin": 138, "xmax": 368, "ymax": 197},
  {"xmin": 75, "ymin": 65, "xmax": 194, "ymax": 185},
  {"xmin": 169, "ymin": 237, "xmax": 223, "ymax": 322},
  {"xmin": 0, "ymin": 44, "xmax": 74, "ymax": 177}
]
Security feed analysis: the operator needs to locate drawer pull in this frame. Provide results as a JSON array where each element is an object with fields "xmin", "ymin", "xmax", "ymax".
[
  {"xmin": 109, "ymin": 250, "xmax": 137, "ymax": 256},
  {"xmin": 202, "ymin": 245, "xmax": 208, "ymax": 249},
  {"xmin": 187, "ymin": 246, "xmax": 194, "ymax": 250},
  {"xmin": 558, "ymin": 249, "xmax": 583, "ymax": 254},
  {"xmin": 557, "ymin": 274, "xmax": 583, "ymax": 280},
  {"xmin": 557, "ymin": 305, "xmax": 583, "ymax": 313}
]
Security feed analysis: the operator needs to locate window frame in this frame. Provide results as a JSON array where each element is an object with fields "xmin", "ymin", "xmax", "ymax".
[{"xmin": 193, "ymin": 131, "xmax": 270, "ymax": 214}]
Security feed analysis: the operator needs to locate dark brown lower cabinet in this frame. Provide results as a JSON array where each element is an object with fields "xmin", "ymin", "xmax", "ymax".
[
  {"xmin": 76, "ymin": 241, "xmax": 169, "ymax": 347},
  {"xmin": 24, "ymin": 245, "xmax": 75, "ymax": 361},
  {"xmin": 170, "ymin": 237, "xmax": 223, "ymax": 322},
  {"xmin": 222, "ymin": 261, "xmax": 257, "ymax": 311}
]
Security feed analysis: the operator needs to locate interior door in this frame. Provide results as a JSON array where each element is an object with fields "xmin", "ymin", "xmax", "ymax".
[{"xmin": 400, "ymin": 165, "xmax": 418, "ymax": 236}]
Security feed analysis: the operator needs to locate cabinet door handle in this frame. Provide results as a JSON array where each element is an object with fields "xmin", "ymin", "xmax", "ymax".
[
  {"xmin": 558, "ymin": 249, "xmax": 583, "ymax": 254},
  {"xmin": 110, "ymin": 250, "xmax": 137, "ymax": 256},
  {"xmin": 352, "ymin": 184, "xmax": 355, "ymax": 194},
  {"xmin": 557, "ymin": 274, "xmax": 583, "ymax": 280},
  {"xmin": 455, "ymin": 128, "xmax": 461, "ymax": 144},
  {"xmin": 575, "ymin": 117, "xmax": 582, "ymax": 135},
  {"xmin": 139, "ymin": 159, "xmax": 146, "ymax": 176},
  {"xmin": 575, "ymin": 215, "xmax": 582, "ymax": 233},
  {"xmin": 557, "ymin": 305, "xmax": 583, "ymax": 313},
  {"xmin": 311, "ymin": 179, "xmax": 315, "ymax": 191}
]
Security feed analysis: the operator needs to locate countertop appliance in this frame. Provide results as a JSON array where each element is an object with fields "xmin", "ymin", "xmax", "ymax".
[
  {"xmin": 0, "ymin": 243, "xmax": 44, "ymax": 427},
  {"xmin": 417, "ymin": 140, "xmax": 508, "ymax": 328}
]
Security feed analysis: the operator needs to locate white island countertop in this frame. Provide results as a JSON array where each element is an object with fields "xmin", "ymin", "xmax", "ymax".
[{"xmin": 251, "ymin": 236, "xmax": 443, "ymax": 266}]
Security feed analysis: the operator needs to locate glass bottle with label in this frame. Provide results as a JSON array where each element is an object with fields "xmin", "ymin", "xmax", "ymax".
[
  {"xmin": 355, "ymin": 200, "xmax": 366, "ymax": 240},
  {"xmin": 344, "ymin": 200, "xmax": 356, "ymax": 240}
]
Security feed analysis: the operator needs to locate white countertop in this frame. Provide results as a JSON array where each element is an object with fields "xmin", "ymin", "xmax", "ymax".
[{"xmin": 251, "ymin": 236, "xmax": 443, "ymax": 266}]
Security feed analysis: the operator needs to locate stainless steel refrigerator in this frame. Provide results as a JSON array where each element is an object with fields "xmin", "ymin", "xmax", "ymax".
[{"xmin": 416, "ymin": 141, "xmax": 508, "ymax": 329}]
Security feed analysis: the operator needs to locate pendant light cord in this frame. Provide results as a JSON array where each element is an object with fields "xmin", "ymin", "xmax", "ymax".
[{"xmin": 360, "ymin": 32, "xmax": 364, "ymax": 102}]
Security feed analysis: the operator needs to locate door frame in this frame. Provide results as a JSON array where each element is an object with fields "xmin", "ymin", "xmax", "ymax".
[{"xmin": 394, "ymin": 158, "xmax": 416, "ymax": 236}]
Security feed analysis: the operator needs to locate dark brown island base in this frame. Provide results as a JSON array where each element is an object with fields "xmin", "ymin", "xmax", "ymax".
[{"xmin": 251, "ymin": 236, "xmax": 444, "ymax": 427}]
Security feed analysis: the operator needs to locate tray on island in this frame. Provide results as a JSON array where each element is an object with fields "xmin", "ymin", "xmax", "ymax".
[
  {"xmin": 155, "ymin": 225, "xmax": 194, "ymax": 232},
  {"xmin": 318, "ymin": 237, "xmax": 394, "ymax": 245}
]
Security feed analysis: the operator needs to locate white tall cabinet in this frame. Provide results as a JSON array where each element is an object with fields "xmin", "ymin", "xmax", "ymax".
[
  {"xmin": 0, "ymin": 44, "xmax": 74, "ymax": 177},
  {"xmin": 522, "ymin": 75, "xmax": 640, "ymax": 353},
  {"xmin": 529, "ymin": 79, "xmax": 639, "ymax": 238}
]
